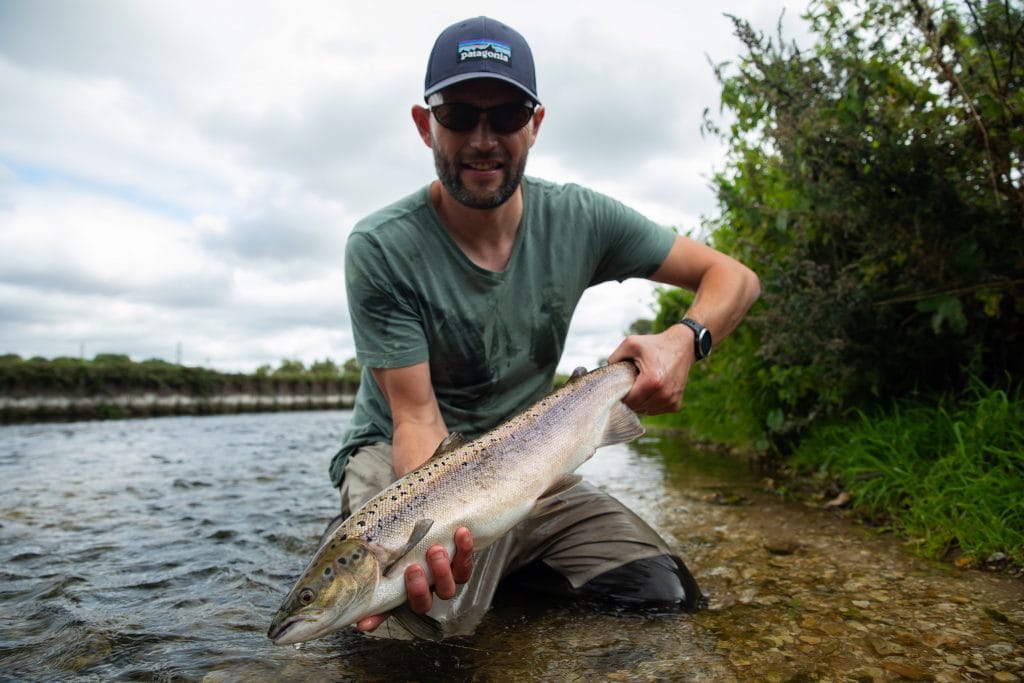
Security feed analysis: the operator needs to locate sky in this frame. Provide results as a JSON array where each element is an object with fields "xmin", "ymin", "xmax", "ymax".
[{"xmin": 0, "ymin": 1, "xmax": 807, "ymax": 374}]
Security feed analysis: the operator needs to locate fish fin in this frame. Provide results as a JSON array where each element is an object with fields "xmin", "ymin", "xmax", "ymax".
[
  {"xmin": 434, "ymin": 432, "xmax": 467, "ymax": 455},
  {"xmin": 567, "ymin": 366, "xmax": 589, "ymax": 383},
  {"xmin": 529, "ymin": 495, "xmax": 570, "ymax": 518},
  {"xmin": 599, "ymin": 401, "xmax": 644, "ymax": 447},
  {"xmin": 390, "ymin": 604, "xmax": 444, "ymax": 641},
  {"xmin": 382, "ymin": 518, "xmax": 434, "ymax": 578},
  {"xmin": 529, "ymin": 474, "xmax": 584, "ymax": 517},
  {"xmin": 531, "ymin": 473, "xmax": 583, "ymax": 513}
]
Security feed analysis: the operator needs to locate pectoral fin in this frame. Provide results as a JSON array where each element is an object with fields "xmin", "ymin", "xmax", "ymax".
[
  {"xmin": 391, "ymin": 604, "xmax": 444, "ymax": 641},
  {"xmin": 382, "ymin": 518, "xmax": 434, "ymax": 578}
]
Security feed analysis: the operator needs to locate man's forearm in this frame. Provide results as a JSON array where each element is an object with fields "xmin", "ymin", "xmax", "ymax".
[{"xmin": 391, "ymin": 420, "xmax": 449, "ymax": 477}]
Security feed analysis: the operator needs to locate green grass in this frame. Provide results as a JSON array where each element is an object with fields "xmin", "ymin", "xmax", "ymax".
[{"xmin": 791, "ymin": 379, "xmax": 1024, "ymax": 565}]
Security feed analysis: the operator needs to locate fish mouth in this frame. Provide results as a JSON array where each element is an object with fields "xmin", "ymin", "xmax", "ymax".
[{"xmin": 268, "ymin": 615, "xmax": 315, "ymax": 645}]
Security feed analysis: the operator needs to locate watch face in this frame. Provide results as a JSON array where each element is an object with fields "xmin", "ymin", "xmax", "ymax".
[
  {"xmin": 698, "ymin": 329, "xmax": 712, "ymax": 358},
  {"xmin": 681, "ymin": 318, "xmax": 712, "ymax": 359}
]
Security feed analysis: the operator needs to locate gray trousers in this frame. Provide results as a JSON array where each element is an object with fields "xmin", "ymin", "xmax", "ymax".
[{"xmin": 339, "ymin": 443, "xmax": 690, "ymax": 639}]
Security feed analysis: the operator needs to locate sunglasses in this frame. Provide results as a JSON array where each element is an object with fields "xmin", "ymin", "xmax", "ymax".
[{"xmin": 428, "ymin": 101, "xmax": 536, "ymax": 135}]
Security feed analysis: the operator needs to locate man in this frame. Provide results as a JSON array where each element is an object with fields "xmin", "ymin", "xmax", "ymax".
[{"xmin": 329, "ymin": 16, "xmax": 760, "ymax": 638}]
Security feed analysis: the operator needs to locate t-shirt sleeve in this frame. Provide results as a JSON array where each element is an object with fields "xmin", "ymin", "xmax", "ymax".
[
  {"xmin": 585, "ymin": 190, "xmax": 677, "ymax": 285},
  {"xmin": 344, "ymin": 232, "xmax": 430, "ymax": 369}
]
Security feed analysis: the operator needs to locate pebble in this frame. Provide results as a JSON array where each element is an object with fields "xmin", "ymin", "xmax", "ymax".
[
  {"xmin": 867, "ymin": 636, "xmax": 905, "ymax": 656},
  {"xmin": 879, "ymin": 659, "xmax": 929, "ymax": 680}
]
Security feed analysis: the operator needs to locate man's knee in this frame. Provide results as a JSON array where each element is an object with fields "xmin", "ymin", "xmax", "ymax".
[{"xmin": 578, "ymin": 554, "xmax": 705, "ymax": 610}]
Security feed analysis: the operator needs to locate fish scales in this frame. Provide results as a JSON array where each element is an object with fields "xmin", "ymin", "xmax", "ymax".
[{"xmin": 267, "ymin": 361, "xmax": 642, "ymax": 645}]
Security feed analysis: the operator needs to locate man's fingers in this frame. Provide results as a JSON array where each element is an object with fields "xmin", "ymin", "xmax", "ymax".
[
  {"xmin": 451, "ymin": 527, "xmax": 474, "ymax": 584},
  {"xmin": 405, "ymin": 564, "xmax": 432, "ymax": 614},
  {"xmin": 427, "ymin": 546, "xmax": 456, "ymax": 600},
  {"xmin": 356, "ymin": 612, "xmax": 389, "ymax": 632}
]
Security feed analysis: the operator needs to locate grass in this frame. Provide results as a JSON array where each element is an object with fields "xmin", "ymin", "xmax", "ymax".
[{"xmin": 791, "ymin": 379, "xmax": 1024, "ymax": 565}]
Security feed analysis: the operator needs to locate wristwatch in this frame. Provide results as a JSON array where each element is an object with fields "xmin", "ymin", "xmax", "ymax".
[{"xmin": 679, "ymin": 318, "xmax": 712, "ymax": 360}]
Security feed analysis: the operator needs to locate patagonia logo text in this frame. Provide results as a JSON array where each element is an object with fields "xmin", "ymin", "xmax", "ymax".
[{"xmin": 458, "ymin": 39, "xmax": 511, "ymax": 64}]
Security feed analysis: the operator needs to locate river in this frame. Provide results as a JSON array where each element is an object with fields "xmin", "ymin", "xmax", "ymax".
[{"xmin": 1, "ymin": 411, "xmax": 1021, "ymax": 681}]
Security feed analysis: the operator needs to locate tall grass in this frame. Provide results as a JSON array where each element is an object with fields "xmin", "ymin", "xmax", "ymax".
[{"xmin": 792, "ymin": 380, "xmax": 1024, "ymax": 564}]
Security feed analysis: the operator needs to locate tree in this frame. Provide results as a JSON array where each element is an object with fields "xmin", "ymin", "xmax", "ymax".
[
  {"xmin": 694, "ymin": 0, "xmax": 1023, "ymax": 447},
  {"xmin": 309, "ymin": 358, "xmax": 342, "ymax": 378}
]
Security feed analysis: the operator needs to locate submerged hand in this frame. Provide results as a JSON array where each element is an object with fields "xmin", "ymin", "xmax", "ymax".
[{"xmin": 356, "ymin": 526, "xmax": 473, "ymax": 632}]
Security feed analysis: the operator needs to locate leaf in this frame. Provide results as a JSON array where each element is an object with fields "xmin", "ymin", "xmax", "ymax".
[{"xmin": 916, "ymin": 295, "xmax": 966, "ymax": 335}]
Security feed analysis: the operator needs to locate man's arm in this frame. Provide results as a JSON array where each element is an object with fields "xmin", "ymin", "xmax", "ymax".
[
  {"xmin": 371, "ymin": 362, "xmax": 449, "ymax": 476},
  {"xmin": 608, "ymin": 235, "xmax": 761, "ymax": 414},
  {"xmin": 354, "ymin": 362, "xmax": 474, "ymax": 632}
]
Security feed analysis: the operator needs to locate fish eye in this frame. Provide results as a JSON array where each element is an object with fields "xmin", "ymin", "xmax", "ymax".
[{"xmin": 299, "ymin": 588, "xmax": 315, "ymax": 605}]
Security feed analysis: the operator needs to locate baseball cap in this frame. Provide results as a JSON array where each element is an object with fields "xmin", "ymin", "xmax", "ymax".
[{"xmin": 424, "ymin": 16, "xmax": 539, "ymax": 104}]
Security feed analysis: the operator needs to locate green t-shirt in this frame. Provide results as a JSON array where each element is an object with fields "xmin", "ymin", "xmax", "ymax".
[{"xmin": 329, "ymin": 176, "xmax": 676, "ymax": 487}]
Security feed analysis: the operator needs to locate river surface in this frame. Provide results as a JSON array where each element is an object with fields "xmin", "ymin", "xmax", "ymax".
[{"xmin": 1, "ymin": 411, "xmax": 1021, "ymax": 682}]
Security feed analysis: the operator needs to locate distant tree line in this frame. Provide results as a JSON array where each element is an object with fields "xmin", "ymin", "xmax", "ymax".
[{"xmin": 0, "ymin": 353, "xmax": 362, "ymax": 399}]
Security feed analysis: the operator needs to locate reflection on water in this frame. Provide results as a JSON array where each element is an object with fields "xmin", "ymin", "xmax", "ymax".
[{"xmin": 1, "ymin": 414, "xmax": 1021, "ymax": 681}]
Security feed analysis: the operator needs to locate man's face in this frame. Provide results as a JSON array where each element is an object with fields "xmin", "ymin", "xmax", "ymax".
[{"xmin": 425, "ymin": 80, "xmax": 542, "ymax": 210}]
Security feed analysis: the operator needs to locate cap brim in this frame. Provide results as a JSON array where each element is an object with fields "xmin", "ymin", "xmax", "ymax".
[{"xmin": 424, "ymin": 73, "xmax": 539, "ymax": 104}]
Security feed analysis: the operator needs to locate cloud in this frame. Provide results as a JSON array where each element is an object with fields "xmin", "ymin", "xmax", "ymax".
[{"xmin": 0, "ymin": 0, "xmax": 806, "ymax": 374}]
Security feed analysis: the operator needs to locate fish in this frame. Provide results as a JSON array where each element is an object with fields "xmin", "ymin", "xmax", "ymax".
[{"xmin": 267, "ymin": 361, "xmax": 643, "ymax": 645}]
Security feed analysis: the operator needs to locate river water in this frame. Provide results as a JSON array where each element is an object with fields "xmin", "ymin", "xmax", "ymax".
[{"xmin": 1, "ymin": 411, "xmax": 1021, "ymax": 682}]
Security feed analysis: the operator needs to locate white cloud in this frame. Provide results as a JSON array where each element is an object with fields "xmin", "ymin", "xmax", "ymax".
[{"xmin": 0, "ymin": 0, "xmax": 807, "ymax": 374}]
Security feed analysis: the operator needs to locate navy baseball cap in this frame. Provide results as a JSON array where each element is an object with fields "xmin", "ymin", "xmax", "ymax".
[{"xmin": 424, "ymin": 16, "xmax": 539, "ymax": 104}]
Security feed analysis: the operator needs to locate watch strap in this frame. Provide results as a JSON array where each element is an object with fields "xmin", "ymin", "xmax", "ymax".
[{"xmin": 679, "ymin": 318, "xmax": 712, "ymax": 360}]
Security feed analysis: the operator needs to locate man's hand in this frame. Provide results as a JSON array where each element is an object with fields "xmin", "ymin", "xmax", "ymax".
[
  {"xmin": 355, "ymin": 526, "xmax": 474, "ymax": 632},
  {"xmin": 608, "ymin": 325, "xmax": 695, "ymax": 415}
]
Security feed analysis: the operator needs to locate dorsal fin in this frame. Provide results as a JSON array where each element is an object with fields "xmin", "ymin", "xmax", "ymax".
[{"xmin": 433, "ymin": 432, "xmax": 467, "ymax": 455}]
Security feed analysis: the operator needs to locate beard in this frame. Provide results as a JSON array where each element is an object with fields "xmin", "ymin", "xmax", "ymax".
[{"xmin": 432, "ymin": 141, "xmax": 528, "ymax": 210}]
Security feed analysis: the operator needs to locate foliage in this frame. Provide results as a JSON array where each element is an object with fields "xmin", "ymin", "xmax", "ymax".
[
  {"xmin": 645, "ymin": 288, "xmax": 771, "ymax": 451},
  {"xmin": 791, "ymin": 379, "xmax": 1024, "ymax": 563},
  {"xmin": 693, "ymin": 0, "xmax": 1024, "ymax": 449},
  {"xmin": 0, "ymin": 353, "xmax": 361, "ymax": 398},
  {"xmin": 645, "ymin": 0, "xmax": 1023, "ymax": 563}
]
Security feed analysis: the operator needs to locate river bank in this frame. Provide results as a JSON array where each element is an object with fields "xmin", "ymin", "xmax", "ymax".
[{"xmin": 0, "ymin": 390, "xmax": 355, "ymax": 422}]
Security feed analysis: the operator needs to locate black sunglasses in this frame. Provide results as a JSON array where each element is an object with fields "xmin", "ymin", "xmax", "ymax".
[{"xmin": 428, "ymin": 101, "xmax": 536, "ymax": 135}]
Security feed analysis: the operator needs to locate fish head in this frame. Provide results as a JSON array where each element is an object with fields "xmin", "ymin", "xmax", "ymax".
[{"xmin": 267, "ymin": 537, "xmax": 379, "ymax": 645}]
